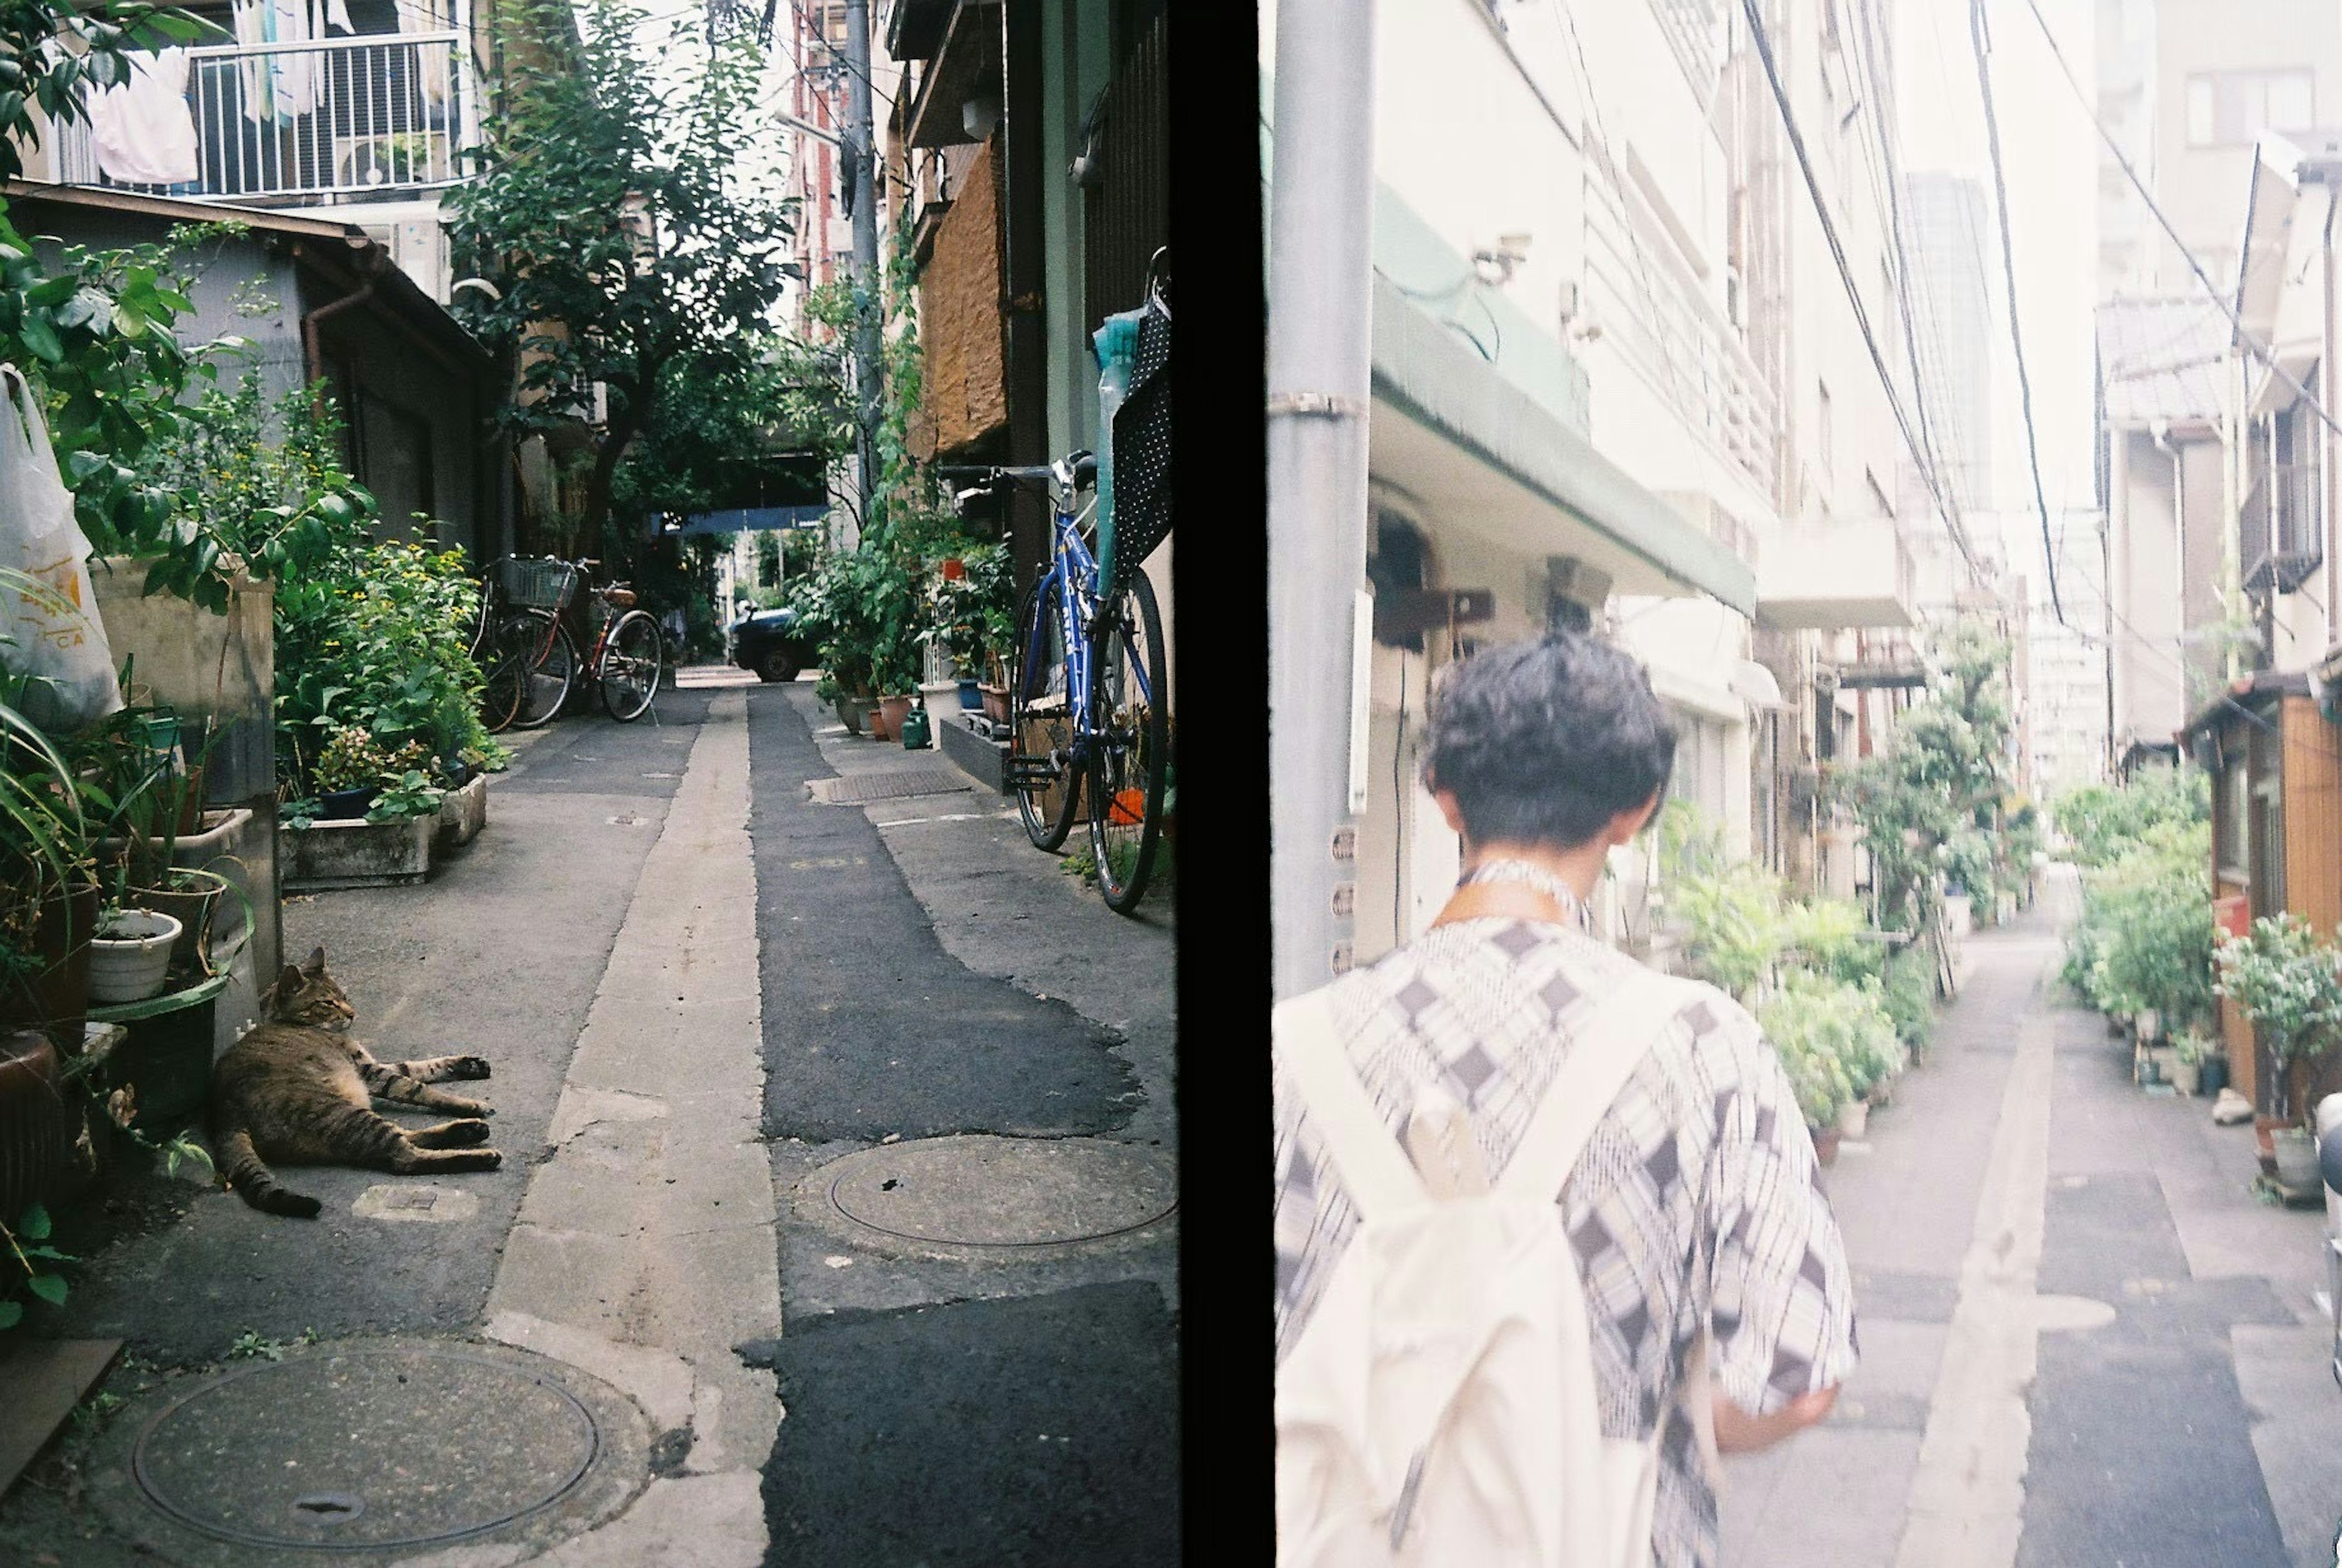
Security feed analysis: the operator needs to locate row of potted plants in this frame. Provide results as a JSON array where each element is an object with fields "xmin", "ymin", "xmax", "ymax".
[
  {"xmin": 791, "ymin": 537, "xmax": 1020, "ymax": 743},
  {"xmin": 1654, "ymin": 806, "xmax": 1937, "ymax": 1162}
]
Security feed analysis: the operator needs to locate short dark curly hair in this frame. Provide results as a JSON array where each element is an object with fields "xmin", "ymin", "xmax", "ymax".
[{"xmin": 1419, "ymin": 632, "xmax": 1676, "ymax": 850}]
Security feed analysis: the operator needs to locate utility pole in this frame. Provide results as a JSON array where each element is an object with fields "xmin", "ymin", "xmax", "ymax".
[
  {"xmin": 1267, "ymin": 0, "xmax": 1377, "ymax": 1003},
  {"xmin": 842, "ymin": 0, "xmax": 884, "ymax": 532}
]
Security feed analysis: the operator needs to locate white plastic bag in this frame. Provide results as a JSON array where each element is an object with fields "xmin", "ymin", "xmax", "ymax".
[{"xmin": 0, "ymin": 363, "xmax": 120, "ymax": 732}]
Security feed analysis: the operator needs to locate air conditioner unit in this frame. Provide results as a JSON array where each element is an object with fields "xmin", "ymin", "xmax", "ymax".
[{"xmin": 334, "ymin": 131, "xmax": 449, "ymax": 192}]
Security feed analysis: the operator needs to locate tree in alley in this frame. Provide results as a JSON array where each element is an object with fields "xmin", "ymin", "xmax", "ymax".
[
  {"xmin": 444, "ymin": 0, "xmax": 801, "ymax": 562},
  {"xmin": 1835, "ymin": 618, "xmax": 2024, "ymax": 994}
]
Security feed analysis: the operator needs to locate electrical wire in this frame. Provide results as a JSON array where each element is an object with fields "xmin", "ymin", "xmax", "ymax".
[
  {"xmin": 2016, "ymin": 0, "xmax": 2342, "ymax": 444},
  {"xmin": 1738, "ymin": 0, "xmax": 1982, "ymax": 582},
  {"xmin": 1846, "ymin": 0, "xmax": 1971, "ymax": 547},
  {"xmin": 1969, "ymin": 0, "xmax": 2065, "ymax": 627}
]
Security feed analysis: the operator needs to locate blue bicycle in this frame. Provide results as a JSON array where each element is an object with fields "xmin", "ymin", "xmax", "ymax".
[{"xmin": 943, "ymin": 453, "xmax": 1169, "ymax": 914}]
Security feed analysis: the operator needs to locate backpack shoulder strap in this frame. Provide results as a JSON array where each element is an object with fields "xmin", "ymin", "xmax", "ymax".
[
  {"xmin": 1275, "ymin": 987, "xmax": 1425, "ymax": 1223},
  {"xmin": 1497, "ymin": 965, "xmax": 1696, "ymax": 1203}
]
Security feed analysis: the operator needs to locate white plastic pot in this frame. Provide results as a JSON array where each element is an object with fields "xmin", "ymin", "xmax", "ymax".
[
  {"xmin": 1836, "ymin": 1099, "xmax": 1870, "ymax": 1139},
  {"xmin": 87, "ymin": 908, "xmax": 182, "ymax": 1003}
]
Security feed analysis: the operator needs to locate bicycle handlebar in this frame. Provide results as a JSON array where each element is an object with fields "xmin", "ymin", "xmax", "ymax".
[{"xmin": 938, "ymin": 454, "xmax": 1098, "ymax": 500}]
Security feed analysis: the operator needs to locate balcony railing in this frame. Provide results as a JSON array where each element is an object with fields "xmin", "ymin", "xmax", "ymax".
[
  {"xmin": 1583, "ymin": 139, "xmax": 1780, "ymax": 501},
  {"xmin": 2241, "ymin": 460, "xmax": 2323, "ymax": 595},
  {"xmin": 54, "ymin": 33, "xmax": 474, "ymax": 204}
]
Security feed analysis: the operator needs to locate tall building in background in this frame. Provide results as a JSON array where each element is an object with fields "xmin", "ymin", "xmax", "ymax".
[
  {"xmin": 781, "ymin": 2, "xmax": 862, "ymax": 306},
  {"xmin": 1903, "ymin": 173, "xmax": 1996, "ymax": 518}
]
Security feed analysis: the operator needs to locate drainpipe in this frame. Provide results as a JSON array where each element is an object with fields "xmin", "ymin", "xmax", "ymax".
[
  {"xmin": 1267, "ymin": 0, "xmax": 1377, "ymax": 1003},
  {"xmin": 299, "ymin": 242, "xmax": 389, "ymax": 420}
]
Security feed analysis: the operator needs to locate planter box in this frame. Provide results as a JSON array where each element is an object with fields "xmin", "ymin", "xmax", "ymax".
[
  {"xmin": 436, "ymin": 773, "xmax": 489, "ymax": 851},
  {"xmin": 937, "ymin": 711, "xmax": 1010, "ymax": 793},
  {"xmin": 282, "ymin": 815, "xmax": 434, "ymax": 892},
  {"xmin": 96, "ymin": 806, "xmax": 255, "ymax": 875}
]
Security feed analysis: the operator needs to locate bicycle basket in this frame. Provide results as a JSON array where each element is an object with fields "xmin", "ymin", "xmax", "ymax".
[
  {"xmin": 1106, "ymin": 296, "xmax": 1171, "ymax": 596},
  {"xmin": 500, "ymin": 557, "xmax": 578, "ymax": 612}
]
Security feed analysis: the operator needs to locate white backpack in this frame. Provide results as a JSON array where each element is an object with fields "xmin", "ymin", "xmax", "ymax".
[{"xmin": 1274, "ymin": 965, "xmax": 1713, "ymax": 1568}]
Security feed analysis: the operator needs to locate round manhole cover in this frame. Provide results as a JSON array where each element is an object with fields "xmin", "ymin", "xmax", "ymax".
[
  {"xmin": 820, "ymin": 1135, "xmax": 1176, "ymax": 1248},
  {"xmin": 131, "ymin": 1345, "xmax": 600, "ymax": 1550}
]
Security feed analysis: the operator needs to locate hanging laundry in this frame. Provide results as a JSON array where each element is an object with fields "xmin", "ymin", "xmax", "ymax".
[
  {"xmin": 85, "ymin": 49, "xmax": 199, "ymax": 187},
  {"xmin": 232, "ymin": 0, "xmax": 272, "ymax": 124}
]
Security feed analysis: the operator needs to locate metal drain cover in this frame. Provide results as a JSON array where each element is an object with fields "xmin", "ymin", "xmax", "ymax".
[
  {"xmin": 130, "ymin": 1344, "xmax": 600, "ymax": 1550},
  {"xmin": 817, "ymin": 1136, "xmax": 1177, "ymax": 1248},
  {"xmin": 807, "ymin": 766, "xmax": 975, "ymax": 805}
]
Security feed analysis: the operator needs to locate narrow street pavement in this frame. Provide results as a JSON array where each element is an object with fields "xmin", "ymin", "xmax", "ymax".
[
  {"xmin": 0, "ymin": 675, "xmax": 1177, "ymax": 1567},
  {"xmin": 1725, "ymin": 879, "xmax": 2342, "ymax": 1568}
]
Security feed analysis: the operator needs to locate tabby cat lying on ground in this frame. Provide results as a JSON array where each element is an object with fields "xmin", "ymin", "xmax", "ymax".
[{"xmin": 210, "ymin": 947, "xmax": 501, "ymax": 1219}]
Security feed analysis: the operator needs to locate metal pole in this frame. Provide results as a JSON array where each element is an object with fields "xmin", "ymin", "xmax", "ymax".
[
  {"xmin": 1267, "ymin": 0, "xmax": 1377, "ymax": 1003},
  {"xmin": 842, "ymin": 0, "xmax": 884, "ymax": 523}
]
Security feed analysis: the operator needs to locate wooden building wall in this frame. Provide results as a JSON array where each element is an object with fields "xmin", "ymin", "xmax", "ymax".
[{"xmin": 2283, "ymin": 695, "xmax": 2342, "ymax": 1114}]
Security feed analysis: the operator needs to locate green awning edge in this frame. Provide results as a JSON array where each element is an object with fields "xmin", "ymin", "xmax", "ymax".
[{"xmin": 1369, "ymin": 274, "xmax": 1758, "ymax": 616}]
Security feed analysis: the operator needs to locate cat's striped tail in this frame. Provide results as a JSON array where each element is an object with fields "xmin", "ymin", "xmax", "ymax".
[{"xmin": 216, "ymin": 1129, "xmax": 323, "ymax": 1219}]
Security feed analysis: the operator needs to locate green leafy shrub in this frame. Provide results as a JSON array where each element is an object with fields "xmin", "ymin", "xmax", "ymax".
[
  {"xmin": 274, "ymin": 539, "xmax": 490, "ymax": 791},
  {"xmin": 2216, "ymin": 912, "xmax": 2342, "ymax": 1121},
  {"xmin": 1761, "ymin": 970, "xmax": 1902, "ymax": 1125},
  {"xmin": 1881, "ymin": 947, "xmax": 1937, "ymax": 1051},
  {"xmin": 2064, "ymin": 820, "xmax": 2216, "ymax": 1030},
  {"xmin": 2053, "ymin": 767, "xmax": 2209, "ymax": 870},
  {"xmin": 1781, "ymin": 897, "xmax": 1883, "ymax": 988},
  {"xmin": 1665, "ymin": 861, "xmax": 1784, "ymax": 1004}
]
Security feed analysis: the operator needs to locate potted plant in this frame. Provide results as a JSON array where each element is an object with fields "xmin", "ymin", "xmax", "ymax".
[
  {"xmin": 87, "ymin": 908, "xmax": 181, "ymax": 1004},
  {"xmin": 1760, "ymin": 972, "xmax": 1858, "ymax": 1166},
  {"xmin": 2169, "ymin": 1033, "xmax": 2205, "ymax": 1097},
  {"xmin": 0, "ymin": 662, "xmax": 100, "ymax": 1053},
  {"xmin": 313, "ymin": 725, "xmax": 391, "ymax": 820},
  {"xmin": 2215, "ymin": 912, "xmax": 2342, "ymax": 1190}
]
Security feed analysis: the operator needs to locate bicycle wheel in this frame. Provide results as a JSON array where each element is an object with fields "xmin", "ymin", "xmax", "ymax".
[
  {"xmin": 1086, "ymin": 569, "xmax": 1169, "ymax": 914},
  {"xmin": 511, "ymin": 614, "xmax": 578, "ymax": 730},
  {"xmin": 1009, "ymin": 577, "xmax": 1081, "ymax": 851},
  {"xmin": 600, "ymin": 609, "xmax": 664, "ymax": 721},
  {"xmin": 478, "ymin": 611, "xmax": 535, "ymax": 734}
]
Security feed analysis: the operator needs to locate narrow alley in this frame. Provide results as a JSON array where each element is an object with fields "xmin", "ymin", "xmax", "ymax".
[
  {"xmin": 1727, "ymin": 881, "xmax": 2342, "ymax": 1568},
  {"xmin": 0, "ymin": 677, "xmax": 1179, "ymax": 1567}
]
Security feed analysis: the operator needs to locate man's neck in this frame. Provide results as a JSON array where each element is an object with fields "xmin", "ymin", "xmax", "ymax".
[{"xmin": 1461, "ymin": 839, "xmax": 1608, "ymax": 906}]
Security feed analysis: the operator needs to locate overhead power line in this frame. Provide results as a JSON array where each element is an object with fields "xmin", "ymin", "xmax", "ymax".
[
  {"xmin": 1736, "ymin": 0, "xmax": 1984, "ymax": 582},
  {"xmin": 2016, "ymin": 0, "xmax": 2342, "ymax": 445},
  {"xmin": 1846, "ymin": 0, "xmax": 1968, "ymax": 539},
  {"xmin": 1969, "ymin": 0, "xmax": 2065, "ymax": 627}
]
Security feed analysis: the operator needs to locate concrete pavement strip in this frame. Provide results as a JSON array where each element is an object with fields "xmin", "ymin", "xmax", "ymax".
[{"xmin": 481, "ymin": 689, "xmax": 782, "ymax": 1568}]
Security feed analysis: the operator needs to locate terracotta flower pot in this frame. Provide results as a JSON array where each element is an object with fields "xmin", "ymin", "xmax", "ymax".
[
  {"xmin": 1811, "ymin": 1126, "xmax": 1843, "ymax": 1167},
  {"xmin": 128, "ymin": 868, "xmax": 230, "ymax": 974},
  {"xmin": 979, "ymin": 684, "xmax": 1011, "ymax": 725},
  {"xmin": 0, "ymin": 1029, "xmax": 74, "ymax": 1223},
  {"xmin": 875, "ymin": 694, "xmax": 914, "ymax": 743}
]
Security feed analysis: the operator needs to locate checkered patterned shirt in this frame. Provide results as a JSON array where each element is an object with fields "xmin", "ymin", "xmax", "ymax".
[{"xmin": 1272, "ymin": 916, "xmax": 1860, "ymax": 1567}]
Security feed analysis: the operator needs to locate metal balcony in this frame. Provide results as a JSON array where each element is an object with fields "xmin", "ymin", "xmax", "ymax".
[
  {"xmin": 53, "ymin": 32, "xmax": 475, "ymax": 205},
  {"xmin": 2241, "ymin": 460, "xmax": 2323, "ymax": 595}
]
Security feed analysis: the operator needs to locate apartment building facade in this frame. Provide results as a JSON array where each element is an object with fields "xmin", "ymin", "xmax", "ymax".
[{"xmin": 1261, "ymin": 0, "xmax": 1937, "ymax": 969}]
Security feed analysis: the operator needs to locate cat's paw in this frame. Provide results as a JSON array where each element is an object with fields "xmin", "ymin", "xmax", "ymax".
[
  {"xmin": 444, "ymin": 1098, "xmax": 492, "ymax": 1118},
  {"xmin": 446, "ymin": 1120, "xmax": 492, "ymax": 1147},
  {"xmin": 448, "ymin": 1056, "xmax": 492, "ymax": 1080}
]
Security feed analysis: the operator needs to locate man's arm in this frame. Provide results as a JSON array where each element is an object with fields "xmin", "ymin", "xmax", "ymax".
[{"xmin": 1713, "ymin": 1386, "xmax": 1838, "ymax": 1454}]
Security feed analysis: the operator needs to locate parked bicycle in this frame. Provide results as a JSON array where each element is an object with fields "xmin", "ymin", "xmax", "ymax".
[
  {"xmin": 473, "ymin": 556, "xmax": 665, "ymax": 728},
  {"xmin": 941, "ymin": 454, "xmax": 1169, "ymax": 915}
]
